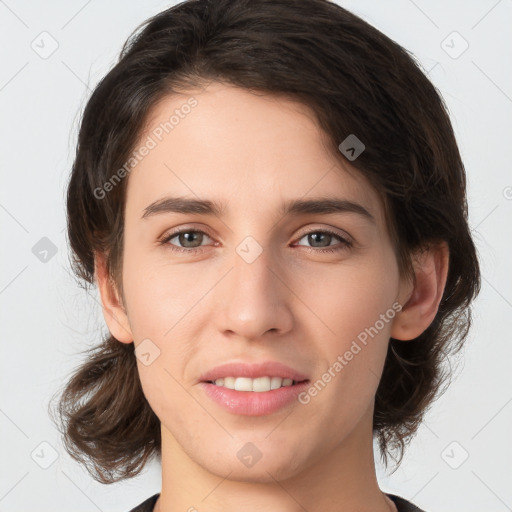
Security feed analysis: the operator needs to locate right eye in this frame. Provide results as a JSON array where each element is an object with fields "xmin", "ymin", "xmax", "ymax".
[{"xmin": 159, "ymin": 229, "xmax": 215, "ymax": 254}]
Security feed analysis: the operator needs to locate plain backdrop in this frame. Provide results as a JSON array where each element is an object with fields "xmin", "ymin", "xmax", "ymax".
[{"xmin": 1, "ymin": 1, "xmax": 511, "ymax": 511}]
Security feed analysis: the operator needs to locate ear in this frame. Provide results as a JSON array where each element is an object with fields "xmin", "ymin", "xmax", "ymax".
[
  {"xmin": 391, "ymin": 241, "xmax": 449, "ymax": 341},
  {"xmin": 94, "ymin": 251, "xmax": 133, "ymax": 344}
]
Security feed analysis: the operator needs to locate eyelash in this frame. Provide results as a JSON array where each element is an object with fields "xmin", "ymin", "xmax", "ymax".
[{"xmin": 158, "ymin": 227, "xmax": 353, "ymax": 255}]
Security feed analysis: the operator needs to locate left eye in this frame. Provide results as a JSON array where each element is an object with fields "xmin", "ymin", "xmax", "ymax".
[
  {"xmin": 160, "ymin": 229, "xmax": 351, "ymax": 253},
  {"xmin": 295, "ymin": 230, "xmax": 350, "ymax": 250}
]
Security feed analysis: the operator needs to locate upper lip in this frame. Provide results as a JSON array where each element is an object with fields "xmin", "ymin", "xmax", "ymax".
[{"xmin": 199, "ymin": 361, "xmax": 309, "ymax": 383}]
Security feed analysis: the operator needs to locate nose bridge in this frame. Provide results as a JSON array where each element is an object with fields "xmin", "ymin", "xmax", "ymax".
[
  {"xmin": 214, "ymin": 236, "xmax": 292, "ymax": 339},
  {"xmin": 235, "ymin": 239, "xmax": 276, "ymax": 298}
]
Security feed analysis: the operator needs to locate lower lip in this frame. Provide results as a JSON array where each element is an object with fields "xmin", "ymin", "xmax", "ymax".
[{"xmin": 199, "ymin": 381, "xmax": 310, "ymax": 416}]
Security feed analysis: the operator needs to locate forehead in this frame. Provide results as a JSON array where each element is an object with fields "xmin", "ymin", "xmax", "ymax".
[{"xmin": 125, "ymin": 82, "xmax": 384, "ymax": 224}]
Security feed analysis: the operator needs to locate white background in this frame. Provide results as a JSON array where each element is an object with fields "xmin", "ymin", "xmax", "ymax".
[{"xmin": 1, "ymin": 1, "xmax": 511, "ymax": 511}]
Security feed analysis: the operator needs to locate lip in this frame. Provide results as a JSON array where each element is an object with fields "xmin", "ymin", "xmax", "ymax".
[
  {"xmin": 197, "ymin": 361, "xmax": 310, "ymax": 416},
  {"xmin": 199, "ymin": 380, "xmax": 311, "ymax": 416},
  {"xmin": 198, "ymin": 361, "xmax": 309, "ymax": 383}
]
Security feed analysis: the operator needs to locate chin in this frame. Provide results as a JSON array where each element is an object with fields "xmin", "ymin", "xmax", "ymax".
[{"xmin": 198, "ymin": 437, "xmax": 310, "ymax": 483}]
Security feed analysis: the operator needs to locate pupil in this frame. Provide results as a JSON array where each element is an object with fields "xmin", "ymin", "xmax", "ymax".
[
  {"xmin": 309, "ymin": 232, "xmax": 330, "ymax": 247},
  {"xmin": 180, "ymin": 232, "xmax": 201, "ymax": 247}
]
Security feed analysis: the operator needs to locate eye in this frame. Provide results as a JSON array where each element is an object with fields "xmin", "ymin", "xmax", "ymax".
[
  {"xmin": 159, "ymin": 227, "xmax": 352, "ymax": 255},
  {"xmin": 294, "ymin": 229, "xmax": 352, "ymax": 254},
  {"xmin": 159, "ymin": 228, "xmax": 214, "ymax": 254}
]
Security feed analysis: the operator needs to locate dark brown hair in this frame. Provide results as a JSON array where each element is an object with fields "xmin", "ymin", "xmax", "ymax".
[{"xmin": 49, "ymin": 0, "xmax": 481, "ymax": 483}]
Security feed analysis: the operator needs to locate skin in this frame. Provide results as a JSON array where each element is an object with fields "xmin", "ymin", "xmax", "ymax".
[{"xmin": 95, "ymin": 82, "xmax": 449, "ymax": 512}]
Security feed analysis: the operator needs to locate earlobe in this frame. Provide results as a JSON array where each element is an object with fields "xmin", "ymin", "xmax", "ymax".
[
  {"xmin": 391, "ymin": 242, "xmax": 449, "ymax": 341},
  {"xmin": 94, "ymin": 251, "xmax": 133, "ymax": 344}
]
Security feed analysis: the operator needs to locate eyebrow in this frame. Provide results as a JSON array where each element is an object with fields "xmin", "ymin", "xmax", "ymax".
[{"xmin": 141, "ymin": 195, "xmax": 375, "ymax": 223}]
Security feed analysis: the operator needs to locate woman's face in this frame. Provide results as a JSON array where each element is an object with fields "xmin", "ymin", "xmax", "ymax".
[{"xmin": 117, "ymin": 82, "xmax": 410, "ymax": 482}]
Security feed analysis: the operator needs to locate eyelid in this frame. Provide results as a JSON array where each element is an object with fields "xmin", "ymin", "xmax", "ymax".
[
  {"xmin": 159, "ymin": 223, "xmax": 355, "ymax": 257},
  {"xmin": 159, "ymin": 223, "xmax": 215, "ymax": 241},
  {"xmin": 160, "ymin": 223, "xmax": 352, "ymax": 244},
  {"xmin": 294, "ymin": 224, "xmax": 353, "ymax": 244}
]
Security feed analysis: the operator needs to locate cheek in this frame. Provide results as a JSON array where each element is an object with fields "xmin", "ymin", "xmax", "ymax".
[
  {"xmin": 300, "ymin": 250, "xmax": 400, "ymax": 341},
  {"xmin": 302, "ymin": 250, "xmax": 399, "ymax": 391},
  {"xmin": 121, "ymin": 245, "xmax": 193, "ymax": 339}
]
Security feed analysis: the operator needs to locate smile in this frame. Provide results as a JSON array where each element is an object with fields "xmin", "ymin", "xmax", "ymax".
[{"xmin": 207, "ymin": 376, "xmax": 303, "ymax": 392}]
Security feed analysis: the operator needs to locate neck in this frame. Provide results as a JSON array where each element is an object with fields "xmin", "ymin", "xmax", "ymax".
[{"xmin": 155, "ymin": 407, "xmax": 395, "ymax": 512}]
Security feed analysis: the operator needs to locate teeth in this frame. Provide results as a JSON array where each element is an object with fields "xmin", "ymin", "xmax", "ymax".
[
  {"xmin": 212, "ymin": 376, "xmax": 296, "ymax": 392},
  {"xmin": 270, "ymin": 376, "xmax": 283, "ymax": 390}
]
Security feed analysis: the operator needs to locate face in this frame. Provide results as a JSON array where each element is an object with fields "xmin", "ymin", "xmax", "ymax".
[{"xmin": 116, "ymin": 82, "xmax": 410, "ymax": 482}]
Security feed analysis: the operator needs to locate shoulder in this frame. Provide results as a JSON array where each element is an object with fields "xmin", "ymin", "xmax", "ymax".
[
  {"xmin": 387, "ymin": 493, "xmax": 427, "ymax": 512},
  {"xmin": 127, "ymin": 493, "xmax": 160, "ymax": 512}
]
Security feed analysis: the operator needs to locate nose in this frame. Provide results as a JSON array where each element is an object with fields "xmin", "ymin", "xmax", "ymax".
[{"xmin": 213, "ymin": 242, "xmax": 294, "ymax": 341}]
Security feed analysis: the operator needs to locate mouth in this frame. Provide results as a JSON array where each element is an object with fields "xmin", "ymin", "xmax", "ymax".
[
  {"xmin": 199, "ymin": 378, "xmax": 311, "ymax": 416},
  {"xmin": 198, "ymin": 360, "xmax": 309, "ymax": 385},
  {"xmin": 198, "ymin": 361, "xmax": 310, "ymax": 415},
  {"xmin": 203, "ymin": 376, "xmax": 310, "ymax": 392}
]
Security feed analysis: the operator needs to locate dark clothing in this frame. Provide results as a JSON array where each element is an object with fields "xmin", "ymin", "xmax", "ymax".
[
  {"xmin": 388, "ymin": 494, "xmax": 426, "ymax": 511},
  {"xmin": 128, "ymin": 492, "xmax": 425, "ymax": 511},
  {"xmin": 128, "ymin": 493, "xmax": 158, "ymax": 512}
]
